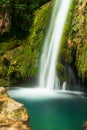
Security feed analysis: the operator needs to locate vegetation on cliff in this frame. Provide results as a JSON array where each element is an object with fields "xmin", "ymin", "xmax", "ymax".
[
  {"xmin": 0, "ymin": 0, "xmax": 50, "ymax": 38},
  {"xmin": 66, "ymin": 0, "xmax": 87, "ymax": 83},
  {"xmin": 0, "ymin": 1, "xmax": 52, "ymax": 86},
  {"xmin": 57, "ymin": 0, "xmax": 87, "ymax": 87}
]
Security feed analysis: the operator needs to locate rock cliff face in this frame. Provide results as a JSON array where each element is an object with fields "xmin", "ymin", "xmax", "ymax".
[
  {"xmin": 57, "ymin": 0, "xmax": 87, "ymax": 87},
  {"xmin": 0, "ymin": 87, "xmax": 30, "ymax": 130},
  {"xmin": 64, "ymin": 0, "xmax": 87, "ymax": 88},
  {"xmin": 67, "ymin": 0, "xmax": 87, "ymax": 79}
]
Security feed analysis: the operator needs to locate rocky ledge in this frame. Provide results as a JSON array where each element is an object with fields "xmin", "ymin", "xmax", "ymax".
[{"xmin": 0, "ymin": 87, "xmax": 30, "ymax": 130}]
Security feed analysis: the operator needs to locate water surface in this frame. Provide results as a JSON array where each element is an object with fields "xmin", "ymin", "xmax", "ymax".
[{"xmin": 8, "ymin": 88, "xmax": 87, "ymax": 130}]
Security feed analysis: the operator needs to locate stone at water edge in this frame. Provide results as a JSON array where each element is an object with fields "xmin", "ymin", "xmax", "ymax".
[
  {"xmin": 83, "ymin": 121, "xmax": 87, "ymax": 130},
  {"xmin": 0, "ymin": 87, "xmax": 31, "ymax": 130}
]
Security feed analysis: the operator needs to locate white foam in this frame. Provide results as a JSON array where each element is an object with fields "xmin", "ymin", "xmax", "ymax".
[{"xmin": 8, "ymin": 87, "xmax": 85, "ymax": 101}]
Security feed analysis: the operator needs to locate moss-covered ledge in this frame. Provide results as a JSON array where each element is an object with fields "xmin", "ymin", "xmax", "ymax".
[{"xmin": 0, "ymin": 87, "xmax": 30, "ymax": 130}]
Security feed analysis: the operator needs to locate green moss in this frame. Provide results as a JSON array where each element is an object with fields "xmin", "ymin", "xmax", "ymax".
[
  {"xmin": 76, "ymin": 44, "xmax": 87, "ymax": 78},
  {"xmin": 66, "ymin": 44, "xmax": 76, "ymax": 64},
  {"xmin": 26, "ymin": 1, "xmax": 52, "ymax": 55},
  {"xmin": 57, "ymin": 0, "xmax": 87, "ymax": 82},
  {"xmin": 0, "ymin": 66, "xmax": 7, "ymax": 77},
  {"xmin": 0, "ymin": 37, "xmax": 23, "ymax": 56},
  {"xmin": 0, "ymin": 79, "xmax": 8, "ymax": 86},
  {"xmin": 56, "ymin": 63, "xmax": 67, "ymax": 82},
  {"xmin": 67, "ymin": 0, "xmax": 87, "ymax": 79}
]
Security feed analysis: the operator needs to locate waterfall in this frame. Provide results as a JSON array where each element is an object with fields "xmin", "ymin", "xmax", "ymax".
[
  {"xmin": 39, "ymin": 0, "xmax": 72, "ymax": 89},
  {"xmin": 54, "ymin": 73, "xmax": 60, "ymax": 90},
  {"xmin": 62, "ymin": 81, "xmax": 67, "ymax": 90}
]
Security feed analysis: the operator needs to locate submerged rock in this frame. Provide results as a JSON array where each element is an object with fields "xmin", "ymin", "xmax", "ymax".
[
  {"xmin": 0, "ymin": 87, "xmax": 30, "ymax": 130},
  {"xmin": 83, "ymin": 121, "xmax": 87, "ymax": 130}
]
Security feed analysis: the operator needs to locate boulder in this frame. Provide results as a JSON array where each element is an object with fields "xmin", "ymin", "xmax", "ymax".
[{"xmin": 0, "ymin": 87, "xmax": 30, "ymax": 130}]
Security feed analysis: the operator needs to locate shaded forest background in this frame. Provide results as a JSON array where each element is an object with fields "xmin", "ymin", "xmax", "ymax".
[{"xmin": 0, "ymin": 0, "xmax": 50, "ymax": 39}]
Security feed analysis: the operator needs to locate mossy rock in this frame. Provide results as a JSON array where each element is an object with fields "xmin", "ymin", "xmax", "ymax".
[
  {"xmin": 58, "ymin": 0, "xmax": 87, "ymax": 83},
  {"xmin": 76, "ymin": 44, "xmax": 87, "ymax": 78},
  {"xmin": 58, "ymin": 48, "xmax": 67, "ymax": 64},
  {"xmin": 67, "ymin": 0, "xmax": 87, "ymax": 80},
  {"xmin": 66, "ymin": 44, "xmax": 76, "ymax": 64},
  {"xmin": 56, "ymin": 63, "xmax": 67, "ymax": 82},
  {"xmin": 25, "ymin": 1, "xmax": 52, "ymax": 55}
]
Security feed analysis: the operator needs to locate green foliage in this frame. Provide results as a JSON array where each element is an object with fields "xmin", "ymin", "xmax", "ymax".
[
  {"xmin": 0, "ymin": 0, "xmax": 51, "ymax": 38},
  {"xmin": 68, "ymin": 0, "xmax": 87, "ymax": 80},
  {"xmin": 0, "ymin": 1, "xmax": 52, "ymax": 86},
  {"xmin": 0, "ymin": 65, "xmax": 7, "ymax": 77},
  {"xmin": 0, "ymin": 38, "xmax": 22, "ymax": 55},
  {"xmin": 28, "ymin": 1, "xmax": 52, "ymax": 56}
]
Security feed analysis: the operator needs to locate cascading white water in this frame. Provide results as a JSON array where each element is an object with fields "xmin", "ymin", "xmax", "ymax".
[
  {"xmin": 39, "ymin": 0, "xmax": 72, "ymax": 89},
  {"xmin": 62, "ymin": 81, "xmax": 67, "ymax": 90}
]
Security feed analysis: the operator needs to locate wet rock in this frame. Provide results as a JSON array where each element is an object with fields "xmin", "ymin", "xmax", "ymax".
[
  {"xmin": 0, "ymin": 87, "xmax": 30, "ymax": 130},
  {"xmin": 83, "ymin": 121, "xmax": 87, "ymax": 130}
]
